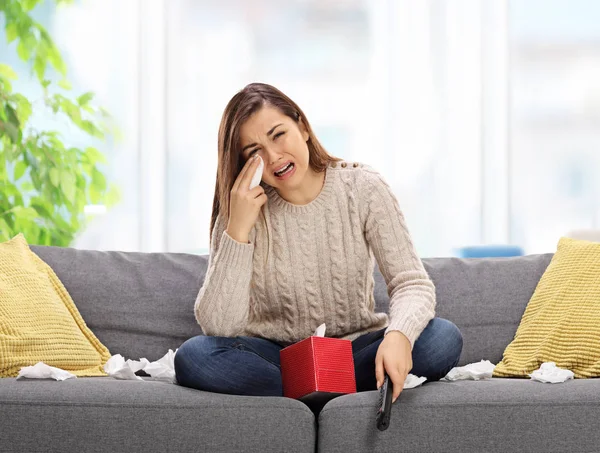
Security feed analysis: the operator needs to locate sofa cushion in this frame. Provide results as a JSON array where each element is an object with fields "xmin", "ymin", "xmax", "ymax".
[
  {"xmin": 494, "ymin": 237, "xmax": 600, "ymax": 378},
  {"xmin": 318, "ymin": 378, "xmax": 600, "ymax": 453},
  {"xmin": 0, "ymin": 377, "xmax": 315, "ymax": 453},
  {"xmin": 30, "ymin": 245, "xmax": 207, "ymax": 362},
  {"xmin": 372, "ymin": 253, "xmax": 554, "ymax": 366},
  {"xmin": 425, "ymin": 254, "xmax": 553, "ymax": 367},
  {"xmin": 1, "ymin": 234, "xmax": 111, "ymax": 378}
]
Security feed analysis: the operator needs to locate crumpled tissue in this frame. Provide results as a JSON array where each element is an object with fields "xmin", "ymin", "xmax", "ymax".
[
  {"xmin": 16, "ymin": 362, "xmax": 77, "ymax": 381},
  {"xmin": 403, "ymin": 374, "xmax": 427, "ymax": 389},
  {"xmin": 528, "ymin": 362, "xmax": 574, "ymax": 383},
  {"xmin": 16, "ymin": 349, "xmax": 178, "ymax": 383},
  {"xmin": 442, "ymin": 360, "xmax": 496, "ymax": 381},
  {"xmin": 442, "ymin": 360, "xmax": 575, "ymax": 384},
  {"xmin": 312, "ymin": 323, "xmax": 427, "ymax": 389},
  {"xmin": 103, "ymin": 349, "xmax": 178, "ymax": 383}
]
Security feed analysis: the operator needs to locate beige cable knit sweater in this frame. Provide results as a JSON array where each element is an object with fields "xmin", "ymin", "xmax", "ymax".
[{"xmin": 195, "ymin": 161, "xmax": 436, "ymax": 349}]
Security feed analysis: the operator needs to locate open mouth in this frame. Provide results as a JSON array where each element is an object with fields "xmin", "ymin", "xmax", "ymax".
[{"xmin": 274, "ymin": 162, "xmax": 295, "ymax": 179}]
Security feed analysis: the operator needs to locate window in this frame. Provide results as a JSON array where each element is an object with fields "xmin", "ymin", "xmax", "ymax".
[
  {"xmin": 4, "ymin": 0, "xmax": 595, "ymax": 257},
  {"xmin": 509, "ymin": 0, "xmax": 600, "ymax": 253}
]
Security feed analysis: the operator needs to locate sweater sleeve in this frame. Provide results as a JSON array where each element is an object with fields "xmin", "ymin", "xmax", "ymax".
[
  {"xmin": 359, "ymin": 167, "xmax": 436, "ymax": 349},
  {"xmin": 194, "ymin": 213, "xmax": 254, "ymax": 337}
]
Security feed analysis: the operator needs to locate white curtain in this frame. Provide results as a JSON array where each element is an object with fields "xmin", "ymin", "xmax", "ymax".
[{"xmin": 54, "ymin": 0, "xmax": 597, "ymax": 256}]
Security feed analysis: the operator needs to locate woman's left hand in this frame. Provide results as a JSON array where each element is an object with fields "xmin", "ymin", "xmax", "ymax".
[{"xmin": 375, "ymin": 331, "xmax": 413, "ymax": 403}]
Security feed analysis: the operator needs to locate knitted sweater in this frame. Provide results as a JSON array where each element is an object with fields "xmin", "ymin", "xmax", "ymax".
[{"xmin": 195, "ymin": 161, "xmax": 436, "ymax": 349}]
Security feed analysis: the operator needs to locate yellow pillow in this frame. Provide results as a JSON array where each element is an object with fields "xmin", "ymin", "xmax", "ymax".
[
  {"xmin": 0, "ymin": 233, "xmax": 111, "ymax": 378},
  {"xmin": 494, "ymin": 236, "xmax": 600, "ymax": 379}
]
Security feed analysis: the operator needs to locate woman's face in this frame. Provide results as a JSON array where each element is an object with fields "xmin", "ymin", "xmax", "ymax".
[{"xmin": 239, "ymin": 105, "xmax": 310, "ymax": 190}]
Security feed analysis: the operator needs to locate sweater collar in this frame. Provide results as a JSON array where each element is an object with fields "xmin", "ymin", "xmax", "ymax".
[{"xmin": 264, "ymin": 164, "xmax": 336, "ymax": 215}]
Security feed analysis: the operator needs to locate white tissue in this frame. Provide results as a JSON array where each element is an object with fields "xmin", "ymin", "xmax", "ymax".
[
  {"xmin": 404, "ymin": 374, "xmax": 427, "ymax": 388},
  {"xmin": 443, "ymin": 360, "xmax": 496, "ymax": 381},
  {"xmin": 529, "ymin": 362, "xmax": 574, "ymax": 384},
  {"xmin": 313, "ymin": 323, "xmax": 326, "ymax": 337},
  {"xmin": 103, "ymin": 349, "xmax": 178, "ymax": 383},
  {"xmin": 15, "ymin": 350, "xmax": 178, "ymax": 383},
  {"xmin": 249, "ymin": 156, "xmax": 264, "ymax": 189},
  {"xmin": 16, "ymin": 362, "xmax": 77, "ymax": 381},
  {"xmin": 142, "ymin": 349, "xmax": 178, "ymax": 383},
  {"xmin": 103, "ymin": 354, "xmax": 145, "ymax": 381}
]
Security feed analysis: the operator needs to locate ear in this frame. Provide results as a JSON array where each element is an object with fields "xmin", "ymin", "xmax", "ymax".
[{"xmin": 298, "ymin": 116, "xmax": 310, "ymax": 142}]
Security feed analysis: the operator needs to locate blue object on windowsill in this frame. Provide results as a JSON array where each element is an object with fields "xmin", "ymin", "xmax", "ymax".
[{"xmin": 456, "ymin": 245, "xmax": 524, "ymax": 258}]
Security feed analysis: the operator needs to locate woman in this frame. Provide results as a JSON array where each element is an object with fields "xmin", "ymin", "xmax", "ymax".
[{"xmin": 174, "ymin": 82, "xmax": 463, "ymax": 406}]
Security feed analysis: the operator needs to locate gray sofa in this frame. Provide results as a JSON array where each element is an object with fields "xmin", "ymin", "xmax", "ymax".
[{"xmin": 2, "ymin": 245, "xmax": 598, "ymax": 453}]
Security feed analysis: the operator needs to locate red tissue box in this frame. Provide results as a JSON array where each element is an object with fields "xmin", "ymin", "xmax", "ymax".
[{"xmin": 280, "ymin": 336, "xmax": 357, "ymax": 402}]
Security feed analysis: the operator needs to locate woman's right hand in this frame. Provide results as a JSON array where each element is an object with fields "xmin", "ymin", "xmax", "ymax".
[{"xmin": 226, "ymin": 155, "xmax": 267, "ymax": 243}]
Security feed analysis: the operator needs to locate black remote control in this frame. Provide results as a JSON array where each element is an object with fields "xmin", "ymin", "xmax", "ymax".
[{"xmin": 376, "ymin": 374, "xmax": 393, "ymax": 431}]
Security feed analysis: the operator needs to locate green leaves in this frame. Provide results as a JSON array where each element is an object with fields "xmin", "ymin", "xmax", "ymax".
[
  {"xmin": 0, "ymin": 63, "xmax": 17, "ymax": 91},
  {"xmin": 91, "ymin": 167, "xmax": 106, "ymax": 191},
  {"xmin": 77, "ymin": 92, "xmax": 94, "ymax": 106},
  {"xmin": 0, "ymin": 64, "xmax": 17, "ymax": 80},
  {"xmin": 13, "ymin": 160, "xmax": 27, "ymax": 180},
  {"xmin": 6, "ymin": 22, "xmax": 19, "ymax": 43},
  {"xmin": 11, "ymin": 93, "xmax": 32, "ymax": 123},
  {"xmin": 2, "ymin": 122, "xmax": 19, "ymax": 142},
  {"xmin": 0, "ymin": 0, "xmax": 118, "ymax": 246},
  {"xmin": 22, "ymin": 0, "xmax": 40, "ymax": 12},
  {"xmin": 49, "ymin": 167, "xmax": 59, "ymax": 186},
  {"xmin": 60, "ymin": 169, "xmax": 76, "ymax": 203},
  {"xmin": 57, "ymin": 78, "xmax": 71, "ymax": 90},
  {"xmin": 84, "ymin": 146, "xmax": 107, "ymax": 165}
]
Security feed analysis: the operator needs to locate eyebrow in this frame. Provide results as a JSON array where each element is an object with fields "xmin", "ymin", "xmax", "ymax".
[{"xmin": 241, "ymin": 123, "xmax": 284, "ymax": 153}]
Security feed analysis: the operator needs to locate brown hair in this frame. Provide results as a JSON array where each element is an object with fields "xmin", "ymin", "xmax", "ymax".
[{"xmin": 209, "ymin": 82, "xmax": 342, "ymax": 242}]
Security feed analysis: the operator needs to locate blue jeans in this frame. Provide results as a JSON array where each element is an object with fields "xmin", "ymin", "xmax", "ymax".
[{"xmin": 174, "ymin": 317, "xmax": 463, "ymax": 397}]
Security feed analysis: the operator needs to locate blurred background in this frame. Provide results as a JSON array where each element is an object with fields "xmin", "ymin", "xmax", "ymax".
[{"xmin": 1, "ymin": 0, "xmax": 599, "ymax": 257}]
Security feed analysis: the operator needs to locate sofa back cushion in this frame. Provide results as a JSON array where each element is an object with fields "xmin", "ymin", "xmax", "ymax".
[
  {"xmin": 30, "ymin": 245, "xmax": 206, "ymax": 361},
  {"xmin": 31, "ymin": 244, "xmax": 552, "ymax": 366},
  {"xmin": 373, "ymin": 253, "xmax": 553, "ymax": 366}
]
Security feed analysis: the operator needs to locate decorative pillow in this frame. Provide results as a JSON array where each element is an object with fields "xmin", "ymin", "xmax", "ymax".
[
  {"xmin": 493, "ymin": 237, "xmax": 600, "ymax": 378},
  {"xmin": 0, "ymin": 233, "xmax": 111, "ymax": 378}
]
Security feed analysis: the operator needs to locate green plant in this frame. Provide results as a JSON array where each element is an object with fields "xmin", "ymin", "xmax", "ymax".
[{"xmin": 0, "ymin": 0, "xmax": 119, "ymax": 246}]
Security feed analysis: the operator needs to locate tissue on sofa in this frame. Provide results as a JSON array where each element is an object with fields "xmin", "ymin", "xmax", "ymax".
[
  {"xmin": 442, "ymin": 360, "xmax": 496, "ymax": 381},
  {"xmin": 529, "ymin": 362, "xmax": 575, "ymax": 383},
  {"xmin": 16, "ymin": 362, "xmax": 77, "ymax": 381},
  {"xmin": 103, "ymin": 349, "xmax": 178, "ymax": 383}
]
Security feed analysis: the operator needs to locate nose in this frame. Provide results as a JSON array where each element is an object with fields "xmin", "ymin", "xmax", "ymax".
[{"xmin": 263, "ymin": 146, "xmax": 285, "ymax": 167}]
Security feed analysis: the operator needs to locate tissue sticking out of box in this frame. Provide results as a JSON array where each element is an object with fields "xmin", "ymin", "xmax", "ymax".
[
  {"xmin": 16, "ymin": 362, "xmax": 77, "ymax": 381},
  {"xmin": 313, "ymin": 323, "xmax": 326, "ymax": 337}
]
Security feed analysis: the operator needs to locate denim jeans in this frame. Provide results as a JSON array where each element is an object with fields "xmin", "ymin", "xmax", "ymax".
[{"xmin": 174, "ymin": 317, "xmax": 463, "ymax": 397}]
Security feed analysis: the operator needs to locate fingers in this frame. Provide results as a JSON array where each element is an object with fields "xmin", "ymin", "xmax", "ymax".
[
  {"xmin": 242, "ymin": 155, "xmax": 262, "ymax": 187},
  {"xmin": 375, "ymin": 354, "xmax": 384, "ymax": 390},
  {"xmin": 387, "ymin": 367, "xmax": 405, "ymax": 404},
  {"xmin": 232, "ymin": 154, "xmax": 260, "ymax": 192}
]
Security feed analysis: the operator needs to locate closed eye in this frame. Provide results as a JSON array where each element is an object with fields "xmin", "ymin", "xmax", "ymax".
[{"xmin": 247, "ymin": 131, "xmax": 284, "ymax": 158}]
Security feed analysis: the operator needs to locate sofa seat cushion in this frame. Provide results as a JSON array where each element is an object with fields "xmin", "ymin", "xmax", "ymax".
[
  {"xmin": 0, "ymin": 377, "xmax": 315, "ymax": 453},
  {"xmin": 318, "ymin": 378, "xmax": 600, "ymax": 453}
]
